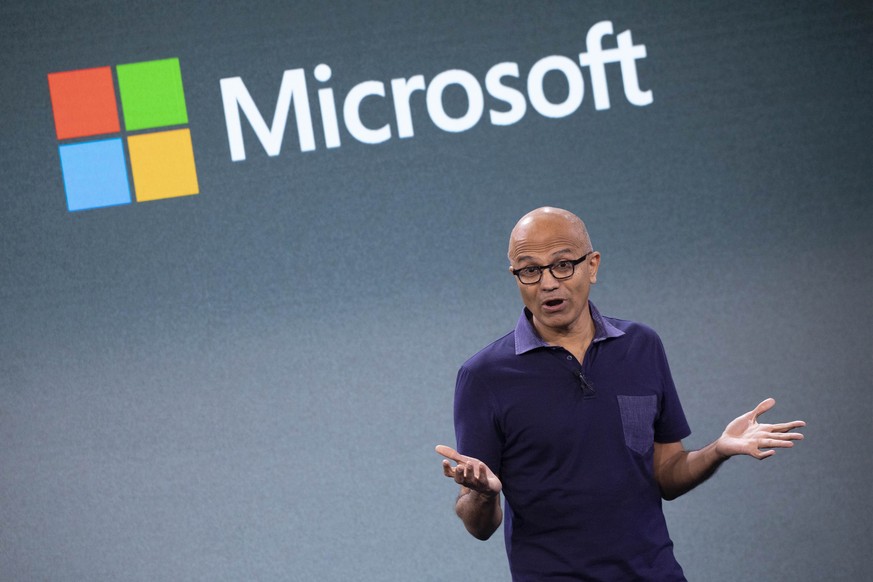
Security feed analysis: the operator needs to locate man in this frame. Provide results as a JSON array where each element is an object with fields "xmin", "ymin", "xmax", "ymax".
[{"xmin": 436, "ymin": 207, "xmax": 805, "ymax": 581}]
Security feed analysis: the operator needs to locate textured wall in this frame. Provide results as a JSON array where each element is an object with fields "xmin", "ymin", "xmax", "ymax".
[{"xmin": 1, "ymin": 2, "xmax": 871, "ymax": 580}]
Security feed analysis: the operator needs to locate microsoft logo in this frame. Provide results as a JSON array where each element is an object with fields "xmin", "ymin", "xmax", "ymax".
[
  {"xmin": 48, "ymin": 57, "xmax": 199, "ymax": 212},
  {"xmin": 46, "ymin": 22, "xmax": 651, "ymax": 214}
]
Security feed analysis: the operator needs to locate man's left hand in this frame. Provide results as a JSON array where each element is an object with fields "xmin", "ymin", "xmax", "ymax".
[{"xmin": 716, "ymin": 398, "xmax": 806, "ymax": 460}]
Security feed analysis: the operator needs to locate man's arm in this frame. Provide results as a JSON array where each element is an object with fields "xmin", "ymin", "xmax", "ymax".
[
  {"xmin": 653, "ymin": 398, "xmax": 806, "ymax": 501},
  {"xmin": 435, "ymin": 445, "xmax": 503, "ymax": 540}
]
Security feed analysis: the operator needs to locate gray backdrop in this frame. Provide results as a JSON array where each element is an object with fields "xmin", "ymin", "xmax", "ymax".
[{"xmin": 2, "ymin": 2, "xmax": 871, "ymax": 580}]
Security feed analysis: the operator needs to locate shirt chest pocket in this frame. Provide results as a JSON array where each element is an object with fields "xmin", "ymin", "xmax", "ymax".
[{"xmin": 616, "ymin": 394, "xmax": 658, "ymax": 455}]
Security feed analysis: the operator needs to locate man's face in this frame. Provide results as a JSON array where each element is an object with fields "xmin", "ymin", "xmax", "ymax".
[{"xmin": 508, "ymin": 214, "xmax": 600, "ymax": 339}]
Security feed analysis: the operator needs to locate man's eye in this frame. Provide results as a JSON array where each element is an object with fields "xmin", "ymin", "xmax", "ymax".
[
  {"xmin": 520, "ymin": 267, "xmax": 541, "ymax": 276},
  {"xmin": 553, "ymin": 261, "xmax": 573, "ymax": 270}
]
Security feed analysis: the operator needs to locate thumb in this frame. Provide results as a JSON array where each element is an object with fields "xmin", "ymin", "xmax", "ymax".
[
  {"xmin": 435, "ymin": 445, "xmax": 462, "ymax": 462},
  {"xmin": 752, "ymin": 398, "xmax": 776, "ymax": 419}
]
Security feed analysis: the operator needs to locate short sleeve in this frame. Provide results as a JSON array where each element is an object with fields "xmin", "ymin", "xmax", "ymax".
[
  {"xmin": 652, "ymin": 337, "xmax": 692, "ymax": 443},
  {"xmin": 454, "ymin": 365, "xmax": 504, "ymax": 476}
]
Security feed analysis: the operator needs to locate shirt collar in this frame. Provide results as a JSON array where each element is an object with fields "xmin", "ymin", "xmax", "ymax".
[{"xmin": 514, "ymin": 300, "xmax": 625, "ymax": 355}]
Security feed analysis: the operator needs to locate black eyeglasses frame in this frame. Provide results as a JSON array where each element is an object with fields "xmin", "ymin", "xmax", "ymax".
[{"xmin": 511, "ymin": 252, "xmax": 593, "ymax": 285}]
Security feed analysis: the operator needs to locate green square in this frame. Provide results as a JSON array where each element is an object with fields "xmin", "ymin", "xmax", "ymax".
[{"xmin": 117, "ymin": 58, "xmax": 188, "ymax": 131}]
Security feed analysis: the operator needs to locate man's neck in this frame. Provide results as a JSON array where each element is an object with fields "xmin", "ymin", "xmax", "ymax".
[{"xmin": 533, "ymin": 309, "xmax": 596, "ymax": 363}]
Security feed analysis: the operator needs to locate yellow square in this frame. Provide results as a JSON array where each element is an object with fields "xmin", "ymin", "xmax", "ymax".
[{"xmin": 128, "ymin": 129, "xmax": 199, "ymax": 202}]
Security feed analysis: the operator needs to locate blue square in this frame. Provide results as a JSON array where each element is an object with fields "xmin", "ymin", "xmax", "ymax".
[{"xmin": 59, "ymin": 139, "xmax": 131, "ymax": 211}]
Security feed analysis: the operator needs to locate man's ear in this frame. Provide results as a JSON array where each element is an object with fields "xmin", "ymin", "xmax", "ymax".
[{"xmin": 588, "ymin": 252, "xmax": 601, "ymax": 284}]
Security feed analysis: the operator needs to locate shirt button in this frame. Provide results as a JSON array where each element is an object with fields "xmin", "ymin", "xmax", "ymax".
[{"xmin": 566, "ymin": 355, "xmax": 573, "ymax": 361}]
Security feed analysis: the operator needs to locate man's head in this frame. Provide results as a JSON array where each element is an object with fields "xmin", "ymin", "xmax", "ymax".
[{"xmin": 508, "ymin": 207, "xmax": 600, "ymax": 340}]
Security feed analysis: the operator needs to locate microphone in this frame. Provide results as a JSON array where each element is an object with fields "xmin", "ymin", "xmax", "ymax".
[{"xmin": 579, "ymin": 373, "xmax": 596, "ymax": 399}]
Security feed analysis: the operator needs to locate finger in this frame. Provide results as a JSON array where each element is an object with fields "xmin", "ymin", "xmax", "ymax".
[
  {"xmin": 759, "ymin": 438, "xmax": 795, "ymax": 449},
  {"xmin": 758, "ymin": 422, "xmax": 805, "ymax": 436},
  {"xmin": 752, "ymin": 398, "xmax": 776, "ymax": 419},
  {"xmin": 769, "ymin": 420, "xmax": 807, "ymax": 433},
  {"xmin": 765, "ymin": 436, "xmax": 804, "ymax": 445},
  {"xmin": 435, "ymin": 445, "xmax": 465, "ymax": 463},
  {"xmin": 754, "ymin": 448, "xmax": 776, "ymax": 460},
  {"xmin": 455, "ymin": 464, "xmax": 468, "ymax": 484},
  {"xmin": 765, "ymin": 430, "xmax": 805, "ymax": 441},
  {"xmin": 441, "ymin": 459, "xmax": 456, "ymax": 478}
]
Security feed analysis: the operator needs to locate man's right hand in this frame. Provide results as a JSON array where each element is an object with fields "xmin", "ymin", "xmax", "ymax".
[{"xmin": 435, "ymin": 445, "xmax": 502, "ymax": 498}]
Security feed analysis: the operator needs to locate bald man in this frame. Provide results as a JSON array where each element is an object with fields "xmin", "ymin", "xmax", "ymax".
[{"xmin": 436, "ymin": 207, "xmax": 805, "ymax": 581}]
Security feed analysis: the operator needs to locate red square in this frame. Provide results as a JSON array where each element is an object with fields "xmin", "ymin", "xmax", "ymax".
[{"xmin": 48, "ymin": 66, "xmax": 120, "ymax": 140}]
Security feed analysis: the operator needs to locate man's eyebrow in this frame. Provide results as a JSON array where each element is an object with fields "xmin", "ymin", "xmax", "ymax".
[{"xmin": 514, "ymin": 249, "xmax": 575, "ymax": 264}]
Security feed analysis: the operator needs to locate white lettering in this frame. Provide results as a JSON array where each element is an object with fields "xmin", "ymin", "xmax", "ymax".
[
  {"xmin": 315, "ymin": 64, "xmax": 341, "ymax": 149},
  {"xmin": 220, "ymin": 20, "xmax": 653, "ymax": 161},
  {"xmin": 220, "ymin": 69, "xmax": 315, "ymax": 161},
  {"xmin": 391, "ymin": 75, "xmax": 426, "ymax": 139},
  {"xmin": 485, "ymin": 62, "xmax": 526, "ymax": 126},
  {"xmin": 426, "ymin": 69, "xmax": 484, "ymax": 133},
  {"xmin": 527, "ymin": 56, "xmax": 584, "ymax": 119},
  {"xmin": 579, "ymin": 20, "xmax": 652, "ymax": 110},
  {"xmin": 616, "ymin": 30, "xmax": 652, "ymax": 106},
  {"xmin": 344, "ymin": 80, "xmax": 391, "ymax": 144}
]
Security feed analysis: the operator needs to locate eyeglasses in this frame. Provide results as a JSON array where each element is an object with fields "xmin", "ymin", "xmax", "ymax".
[{"xmin": 511, "ymin": 252, "xmax": 592, "ymax": 285}]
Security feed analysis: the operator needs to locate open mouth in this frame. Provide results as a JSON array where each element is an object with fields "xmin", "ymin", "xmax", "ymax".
[{"xmin": 543, "ymin": 299, "xmax": 565, "ymax": 309}]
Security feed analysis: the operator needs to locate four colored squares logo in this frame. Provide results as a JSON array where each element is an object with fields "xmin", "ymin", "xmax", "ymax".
[{"xmin": 48, "ymin": 57, "xmax": 199, "ymax": 212}]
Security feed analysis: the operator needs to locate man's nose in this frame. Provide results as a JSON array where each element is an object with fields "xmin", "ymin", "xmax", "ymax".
[{"xmin": 539, "ymin": 268, "xmax": 561, "ymax": 289}]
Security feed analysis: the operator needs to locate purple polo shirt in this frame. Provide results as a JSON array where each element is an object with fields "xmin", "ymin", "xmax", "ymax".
[{"xmin": 454, "ymin": 302, "xmax": 691, "ymax": 581}]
